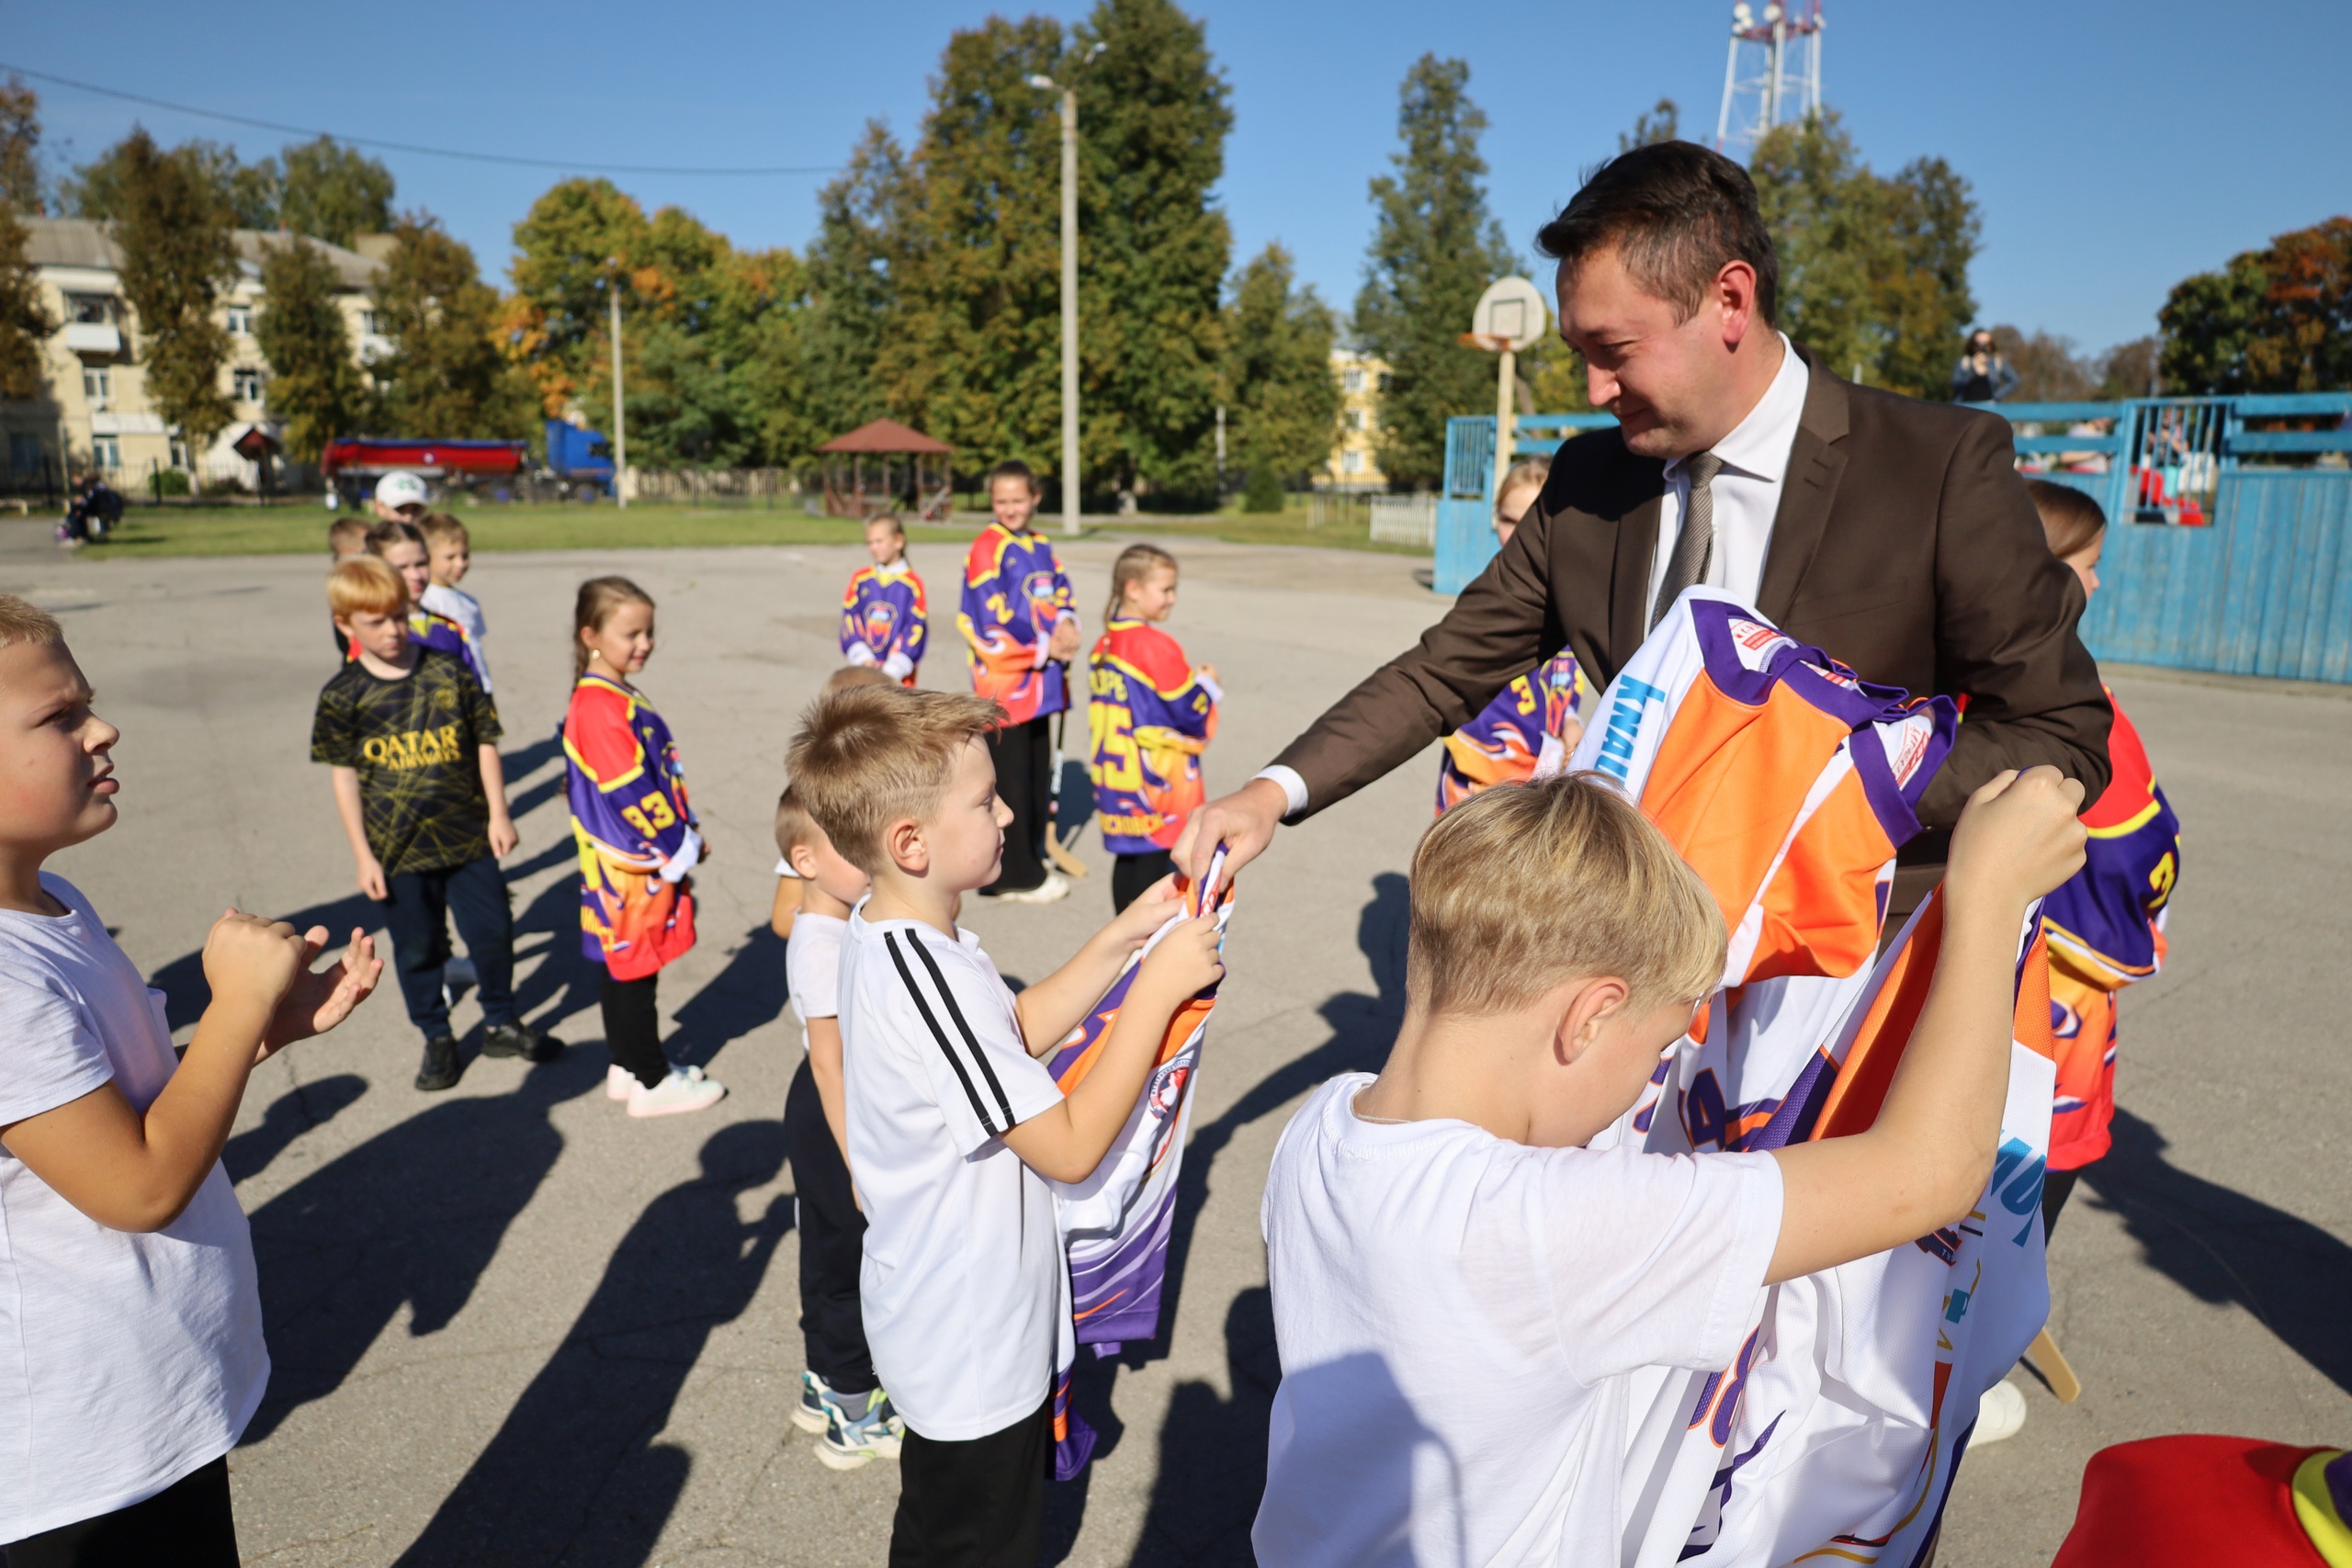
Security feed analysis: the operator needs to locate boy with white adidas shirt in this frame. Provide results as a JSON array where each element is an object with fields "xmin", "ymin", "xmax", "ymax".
[
  {"xmin": 1253, "ymin": 766, "xmax": 2086, "ymax": 1568},
  {"xmin": 788, "ymin": 683, "xmax": 1223, "ymax": 1565}
]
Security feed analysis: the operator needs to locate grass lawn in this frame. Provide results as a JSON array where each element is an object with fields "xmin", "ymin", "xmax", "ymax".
[{"xmin": 72, "ymin": 497, "xmax": 1432, "ymax": 559}]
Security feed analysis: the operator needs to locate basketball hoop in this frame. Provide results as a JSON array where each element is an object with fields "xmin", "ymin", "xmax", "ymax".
[{"xmin": 1464, "ymin": 277, "xmax": 1552, "ymax": 513}]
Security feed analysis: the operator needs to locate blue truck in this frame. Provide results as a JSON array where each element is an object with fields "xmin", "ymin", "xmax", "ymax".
[{"xmin": 545, "ymin": 421, "xmax": 615, "ymax": 498}]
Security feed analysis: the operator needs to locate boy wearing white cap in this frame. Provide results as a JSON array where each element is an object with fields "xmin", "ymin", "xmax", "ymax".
[{"xmin": 373, "ymin": 471, "xmax": 429, "ymax": 523}]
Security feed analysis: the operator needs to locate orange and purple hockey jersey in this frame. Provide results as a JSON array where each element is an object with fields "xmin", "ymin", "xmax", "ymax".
[
  {"xmin": 1433, "ymin": 648, "xmax": 1589, "ymax": 815},
  {"xmin": 958, "ymin": 521, "xmax": 1075, "ymax": 723},
  {"xmin": 347, "ymin": 607, "xmax": 490, "ymax": 693},
  {"xmin": 839, "ymin": 559, "xmax": 927, "ymax": 684},
  {"xmin": 1087, "ymin": 619, "xmax": 1219, "ymax": 854},
  {"xmin": 2041, "ymin": 694, "xmax": 2180, "ymax": 1171},
  {"xmin": 563, "ymin": 673, "xmax": 700, "ymax": 982}
]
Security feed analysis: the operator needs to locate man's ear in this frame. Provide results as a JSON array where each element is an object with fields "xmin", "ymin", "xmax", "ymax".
[
  {"xmin": 1554, "ymin": 976, "xmax": 1632, "ymax": 1066},
  {"xmin": 882, "ymin": 817, "xmax": 928, "ymax": 876},
  {"xmin": 1713, "ymin": 259, "xmax": 1760, "ymax": 352}
]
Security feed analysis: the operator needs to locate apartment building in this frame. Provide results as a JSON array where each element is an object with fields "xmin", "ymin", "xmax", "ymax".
[
  {"xmin": 1322, "ymin": 347, "xmax": 1389, "ymax": 492},
  {"xmin": 6, "ymin": 217, "xmax": 387, "ymax": 491}
]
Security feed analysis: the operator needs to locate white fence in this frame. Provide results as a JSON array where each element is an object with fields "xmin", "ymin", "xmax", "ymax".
[{"xmin": 1367, "ymin": 493, "xmax": 1437, "ymax": 547}]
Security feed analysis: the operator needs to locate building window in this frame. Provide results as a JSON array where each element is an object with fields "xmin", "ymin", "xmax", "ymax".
[
  {"xmin": 1347, "ymin": 408, "xmax": 1366, "ymax": 432},
  {"xmin": 1378, "ymin": 372, "xmax": 1394, "ymax": 393},
  {"xmin": 1342, "ymin": 450, "xmax": 1364, "ymax": 475},
  {"xmin": 69, "ymin": 295, "xmax": 114, "ymax": 325},
  {"xmin": 82, "ymin": 367, "xmax": 111, "ymax": 408},
  {"xmin": 360, "ymin": 310, "xmax": 380, "ymax": 335},
  {"xmin": 232, "ymin": 368, "xmax": 265, "ymax": 403},
  {"xmin": 226, "ymin": 306, "xmax": 254, "ymax": 335},
  {"xmin": 92, "ymin": 436, "xmax": 121, "ymax": 470},
  {"xmin": 1342, "ymin": 368, "xmax": 1363, "ymax": 392}
]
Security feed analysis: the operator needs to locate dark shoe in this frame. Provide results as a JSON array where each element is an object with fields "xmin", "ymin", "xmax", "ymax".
[
  {"xmin": 481, "ymin": 1021, "xmax": 561, "ymax": 1063},
  {"xmin": 415, "ymin": 1033, "xmax": 462, "ymax": 1091}
]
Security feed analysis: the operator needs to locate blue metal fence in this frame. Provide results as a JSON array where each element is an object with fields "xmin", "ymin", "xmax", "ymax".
[{"xmin": 1435, "ymin": 412, "xmax": 1616, "ymax": 592}]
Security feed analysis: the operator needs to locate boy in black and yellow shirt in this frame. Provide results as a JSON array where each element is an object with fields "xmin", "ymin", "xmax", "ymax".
[{"xmin": 311, "ymin": 557, "xmax": 556, "ymax": 1089}]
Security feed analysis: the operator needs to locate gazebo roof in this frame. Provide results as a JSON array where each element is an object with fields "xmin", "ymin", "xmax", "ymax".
[{"xmin": 818, "ymin": 418, "xmax": 954, "ymax": 456}]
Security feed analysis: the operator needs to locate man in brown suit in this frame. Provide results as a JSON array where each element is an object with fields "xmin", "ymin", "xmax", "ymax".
[{"xmin": 1179, "ymin": 141, "xmax": 2109, "ymax": 912}]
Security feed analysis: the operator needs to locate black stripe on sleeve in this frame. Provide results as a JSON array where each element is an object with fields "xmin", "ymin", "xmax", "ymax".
[
  {"xmin": 885, "ymin": 929, "xmax": 998, "ymax": 1137},
  {"xmin": 907, "ymin": 931, "xmax": 1020, "ymax": 1134}
]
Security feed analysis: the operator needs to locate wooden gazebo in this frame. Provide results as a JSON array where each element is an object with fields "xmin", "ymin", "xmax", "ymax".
[{"xmin": 818, "ymin": 419, "xmax": 955, "ymax": 521}]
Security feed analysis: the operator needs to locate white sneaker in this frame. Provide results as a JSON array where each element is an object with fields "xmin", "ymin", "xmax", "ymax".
[
  {"xmin": 627, "ymin": 1065, "xmax": 726, "ymax": 1118},
  {"xmin": 1973, "ymin": 1378, "xmax": 2028, "ymax": 1445},
  {"xmin": 606, "ymin": 1065, "xmax": 635, "ymax": 1101},
  {"xmin": 997, "ymin": 871, "xmax": 1071, "ymax": 905}
]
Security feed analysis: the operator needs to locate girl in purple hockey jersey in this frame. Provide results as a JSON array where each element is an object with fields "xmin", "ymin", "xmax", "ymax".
[{"xmin": 839, "ymin": 513, "xmax": 927, "ymax": 685}]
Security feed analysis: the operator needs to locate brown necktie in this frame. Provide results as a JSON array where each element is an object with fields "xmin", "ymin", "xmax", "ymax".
[{"xmin": 1651, "ymin": 450, "xmax": 1724, "ymax": 629}]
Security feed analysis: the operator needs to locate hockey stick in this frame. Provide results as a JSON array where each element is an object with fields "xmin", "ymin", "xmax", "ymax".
[
  {"xmin": 2023, "ymin": 1325, "xmax": 2082, "ymax": 1404},
  {"xmin": 1047, "ymin": 700, "xmax": 1090, "ymax": 878}
]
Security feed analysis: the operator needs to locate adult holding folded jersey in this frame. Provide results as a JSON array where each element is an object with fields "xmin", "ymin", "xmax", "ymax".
[{"xmin": 1178, "ymin": 140, "xmax": 2110, "ymax": 917}]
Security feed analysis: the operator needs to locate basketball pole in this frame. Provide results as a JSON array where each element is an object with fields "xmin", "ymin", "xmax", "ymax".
[{"xmin": 1493, "ymin": 345, "xmax": 1517, "ymax": 515}]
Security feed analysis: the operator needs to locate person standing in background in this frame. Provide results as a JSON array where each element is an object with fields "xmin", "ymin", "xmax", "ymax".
[{"xmin": 1952, "ymin": 327, "xmax": 2020, "ymax": 403}]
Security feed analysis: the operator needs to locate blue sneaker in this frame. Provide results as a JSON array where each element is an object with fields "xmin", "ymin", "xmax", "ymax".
[
  {"xmin": 816, "ymin": 1387, "xmax": 903, "ymax": 1471},
  {"xmin": 792, "ymin": 1369, "xmax": 842, "ymax": 1435}
]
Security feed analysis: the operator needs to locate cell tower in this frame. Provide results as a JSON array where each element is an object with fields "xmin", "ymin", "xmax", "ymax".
[{"xmin": 1714, "ymin": 1, "xmax": 1825, "ymax": 154}]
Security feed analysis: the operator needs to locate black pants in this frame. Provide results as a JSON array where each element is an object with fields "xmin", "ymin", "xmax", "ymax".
[
  {"xmin": 1112, "ymin": 849, "xmax": 1173, "ymax": 914},
  {"xmin": 2042, "ymin": 1165, "xmax": 2085, "ymax": 1241},
  {"xmin": 889, "ymin": 1396, "xmax": 1051, "ymax": 1568},
  {"xmin": 6, "ymin": 1455, "xmax": 237, "ymax": 1567},
  {"xmin": 599, "ymin": 968, "xmax": 670, "ymax": 1089},
  {"xmin": 786, "ymin": 1056, "xmax": 875, "ymax": 1393},
  {"xmin": 380, "ymin": 854, "xmax": 515, "ymax": 1040},
  {"xmin": 983, "ymin": 715, "xmax": 1053, "ymax": 895}
]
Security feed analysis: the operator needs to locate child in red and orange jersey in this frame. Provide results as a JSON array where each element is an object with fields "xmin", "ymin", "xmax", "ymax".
[
  {"xmin": 1089, "ymin": 545, "xmax": 1219, "ymax": 913},
  {"xmin": 841, "ymin": 513, "xmax": 927, "ymax": 686},
  {"xmin": 563, "ymin": 576, "xmax": 726, "ymax": 1119},
  {"xmin": 957, "ymin": 460, "xmax": 1079, "ymax": 901},
  {"xmin": 1434, "ymin": 457, "xmax": 1589, "ymax": 814},
  {"xmin": 2026, "ymin": 480, "xmax": 2182, "ymax": 1235}
]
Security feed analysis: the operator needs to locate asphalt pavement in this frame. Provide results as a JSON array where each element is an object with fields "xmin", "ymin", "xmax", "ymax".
[{"xmin": 6, "ymin": 526, "xmax": 2346, "ymax": 1567}]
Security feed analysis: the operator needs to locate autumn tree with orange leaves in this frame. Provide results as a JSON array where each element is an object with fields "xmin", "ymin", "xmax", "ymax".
[{"xmin": 2160, "ymin": 217, "xmax": 2352, "ymax": 395}]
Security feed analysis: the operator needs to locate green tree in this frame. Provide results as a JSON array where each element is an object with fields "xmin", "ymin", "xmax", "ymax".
[
  {"xmin": 798, "ymin": 122, "xmax": 910, "ymax": 446},
  {"xmin": 1222, "ymin": 243, "xmax": 1339, "ymax": 483},
  {"xmin": 254, "ymin": 236, "xmax": 365, "ymax": 460},
  {"xmin": 2162, "ymin": 218, "xmax": 2352, "ymax": 395},
  {"xmin": 374, "ymin": 213, "xmax": 527, "ymax": 437},
  {"xmin": 1068, "ymin": 0, "xmax": 1232, "ymax": 501},
  {"xmin": 1620, "ymin": 97, "xmax": 1679, "ymax": 152},
  {"xmin": 505, "ymin": 177, "xmax": 652, "ymax": 418},
  {"xmin": 0, "ymin": 75, "xmax": 42, "ymax": 213},
  {"xmin": 0, "ymin": 201, "xmax": 55, "ymax": 399},
  {"xmin": 110, "ymin": 129, "xmax": 236, "ymax": 463},
  {"xmin": 878, "ymin": 15, "xmax": 1074, "ymax": 483},
  {"xmin": 277, "ymin": 137, "xmax": 394, "ymax": 247},
  {"xmin": 1749, "ymin": 113, "xmax": 1977, "ymax": 397},
  {"xmin": 1352, "ymin": 55, "xmax": 1517, "ymax": 490},
  {"xmin": 66, "ymin": 135, "xmax": 276, "ymax": 229}
]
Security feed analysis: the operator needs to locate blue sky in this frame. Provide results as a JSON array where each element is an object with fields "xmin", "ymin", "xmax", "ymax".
[{"xmin": 12, "ymin": 0, "xmax": 2349, "ymax": 357}]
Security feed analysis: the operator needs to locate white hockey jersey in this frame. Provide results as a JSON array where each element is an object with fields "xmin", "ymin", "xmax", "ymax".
[{"xmin": 1571, "ymin": 590, "xmax": 2055, "ymax": 1568}]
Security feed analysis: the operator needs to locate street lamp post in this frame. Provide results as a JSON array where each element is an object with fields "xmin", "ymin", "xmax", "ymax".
[
  {"xmin": 1029, "ymin": 45, "xmax": 1100, "ymax": 538},
  {"xmin": 608, "ymin": 267, "xmax": 628, "ymax": 511}
]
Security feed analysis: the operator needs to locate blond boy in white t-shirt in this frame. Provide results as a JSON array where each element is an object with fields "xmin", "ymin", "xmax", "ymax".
[
  {"xmin": 788, "ymin": 683, "xmax": 1225, "ymax": 1565},
  {"xmin": 0, "ymin": 596, "xmax": 380, "ymax": 1557},
  {"xmin": 1254, "ymin": 768, "xmax": 2086, "ymax": 1568}
]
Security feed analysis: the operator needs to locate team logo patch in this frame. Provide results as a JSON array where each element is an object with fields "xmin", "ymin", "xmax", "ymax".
[
  {"xmin": 862, "ymin": 600, "xmax": 899, "ymax": 648},
  {"xmin": 1726, "ymin": 615, "xmax": 1797, "ymax": 670},
  {"xmin": 1879, "ymin": 711, "xmax": 1934, "ymax": 784}
]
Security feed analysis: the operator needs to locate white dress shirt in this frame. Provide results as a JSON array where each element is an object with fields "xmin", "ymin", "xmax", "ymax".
[
  {"xmin": 1255, "ymin": 336, "xmax": 1810, "ymax": 820},
  {"xmin": 1643, "ymin": 334, "xmax": 1808, "ymax": 616}
]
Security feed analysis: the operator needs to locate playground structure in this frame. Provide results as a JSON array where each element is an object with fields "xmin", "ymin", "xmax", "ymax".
[
  {"xmin": 1438, "ymin": 391, "xmax": 2352, "ymax": 682},
  {"xmin": 816, "ymin": 419, "xmax": 955, "ymax": 521},
  {"xmin": 320, "ymin": 436, "xmax": 530, "ymax": 511}
]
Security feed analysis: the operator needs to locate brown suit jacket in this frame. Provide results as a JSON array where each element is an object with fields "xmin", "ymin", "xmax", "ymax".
[{"xmin": 1273, "ymin": 356, "xmax": 2112, "ymax": 906}]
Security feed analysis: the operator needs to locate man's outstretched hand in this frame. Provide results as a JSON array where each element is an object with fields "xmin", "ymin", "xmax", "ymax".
[{"xmin": 1174, "ymin": 776, "xmax": 1290, "ymax": 891}]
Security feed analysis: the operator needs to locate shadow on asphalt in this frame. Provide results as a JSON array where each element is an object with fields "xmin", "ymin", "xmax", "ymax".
[
  {"xmin": 242, "ymin": 1054, "xmax": 597, "ymax": 1444},
  {"xmin": 667, "ymin": 924, "xmax": 791, "ymax": 1075},
  {"xmin": 390, "ymin": 1120, "xmax": 791, "ymax": 1567},
  {"xmin": 1044, "ymin": 872, "xmax": 1410, "ymax": 1565},
  {"xmin": 224, "ymin": 1074, "xmax": 368, "ymax": 1184},
  {"xmin": 2083, "ymin": 1108, "xmax": 2352, "ymax": 1396}
]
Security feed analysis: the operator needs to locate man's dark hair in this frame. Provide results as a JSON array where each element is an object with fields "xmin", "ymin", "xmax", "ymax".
[{"xmin": 1534, "ymin": 141, "xmax": 1779, "ymax": 327}]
